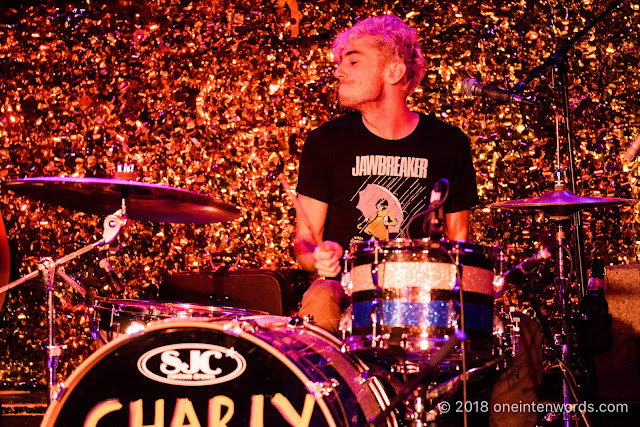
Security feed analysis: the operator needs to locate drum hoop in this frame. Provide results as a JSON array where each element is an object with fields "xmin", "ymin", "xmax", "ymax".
[
  {"xmin": 42, "ymin": 317, "xmax": 338, "ymax": 427},
  {"xmin": 90, "ymin": 297, "xmax": 266, "ymax": 316},
  {"xmin": 350, "ymin": 238, "xmax": 499, "ymax": 254}
]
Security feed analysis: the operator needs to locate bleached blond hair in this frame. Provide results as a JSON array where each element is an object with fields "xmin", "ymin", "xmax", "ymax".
[{"xmin": 332, "ymin": 14, "xmax": 427, "ymax": 95}]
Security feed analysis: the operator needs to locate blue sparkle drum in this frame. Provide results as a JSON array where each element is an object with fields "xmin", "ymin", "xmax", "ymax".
[
  {"xmin": 341, "ymin": 239, "xmax": 502, "ymax": 365},
  {"xmin": 42, "ymin": 316, "xmax": 399, "ymax": 426}
]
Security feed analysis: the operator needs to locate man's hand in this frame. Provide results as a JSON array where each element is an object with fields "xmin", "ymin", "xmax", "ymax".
[{"xmin": 312, "ymin": 241, "xmax": 343, "ymax": 278}]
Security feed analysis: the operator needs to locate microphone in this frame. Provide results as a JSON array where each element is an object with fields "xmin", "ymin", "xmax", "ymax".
[
  {"xmin": 461, "ymin": 78, "xmax": 536, "ymax": 106},
  {"xmin": 504, "ymin": 244, "xmax": 557, "ymax": 284},
  {"xmin": 623, "ymin": 133, "xmax": 640, "ymax": 162},
  {"xmin": 423, "ymin": 180, "xmax": 445, "ymax": 240},
  {"xmin": 98, "ymin": 254, "xmax": 124, "ymax": 294}
]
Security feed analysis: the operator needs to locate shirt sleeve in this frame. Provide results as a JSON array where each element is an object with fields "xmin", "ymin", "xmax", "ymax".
[
  {"xmin": 296, "ymin": 126, "xmax": 332, "ymax": 203},
  {"xmin": 445, "ymin": 128, "xmax": 479, "ymax": 213}
]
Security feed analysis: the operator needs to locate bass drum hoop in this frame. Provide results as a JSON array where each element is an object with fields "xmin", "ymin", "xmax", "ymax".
[{"xmin": 42, "ymin": 316, "xmax": 397, "ymax": 427}]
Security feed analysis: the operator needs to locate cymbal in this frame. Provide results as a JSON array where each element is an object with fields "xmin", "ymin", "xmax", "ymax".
[
  {"xmin": 4, "ymin": 177, "xmax": 241, "ymax": 224},
  {"xmin": 488, "ymin": 190, "xmax": 635, "ymax": 216}
]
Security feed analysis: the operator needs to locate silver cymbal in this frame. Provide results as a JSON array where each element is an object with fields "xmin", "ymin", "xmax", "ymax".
[
  {"xmin": 4, "ymin": 176, "xmax": 241, "ymax": 224},
  {"xmin": 488, "ymin": 190, "xmax": 635, "ymax": 216}
]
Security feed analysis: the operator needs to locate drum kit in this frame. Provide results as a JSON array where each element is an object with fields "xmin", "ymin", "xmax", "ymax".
[{"xmin": 0, "ymin": 174, "xmax": 634, "ymax": 426}]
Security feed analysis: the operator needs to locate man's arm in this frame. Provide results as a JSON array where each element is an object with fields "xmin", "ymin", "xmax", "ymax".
[
  {"xmin": 293, "ymin": 195, "xmax": 343, "ymax": 278},
  {"xmin": 0, "ymin": 215, "xmax": 10, "ymax": 311},
  {"xmin": 445, "ymin": 210, "xmax": 471, "ymax": 241}
]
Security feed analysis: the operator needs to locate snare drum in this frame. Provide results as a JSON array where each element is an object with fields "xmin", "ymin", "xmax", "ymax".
[
  {"xmin": 89, "ymin": 298, "xmax": 262, "ymax": 341},
  {"xmin": 341, "ymin": 239, "xmax": 501, "ymax": 364},
  {"xmin": 43, "ymin": 316, "xmax": 399, "ymax": 426}
]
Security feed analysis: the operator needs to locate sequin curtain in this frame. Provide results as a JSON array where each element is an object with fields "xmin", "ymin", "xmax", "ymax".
[{"xmin": 0, "ymin": 0, "xmax": 638, "ymax": 387}]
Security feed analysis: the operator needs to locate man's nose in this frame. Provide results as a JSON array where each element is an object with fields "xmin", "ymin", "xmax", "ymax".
[{"xmin": 334, "ymin": 62, "xmax": 345, "ymax": 79}]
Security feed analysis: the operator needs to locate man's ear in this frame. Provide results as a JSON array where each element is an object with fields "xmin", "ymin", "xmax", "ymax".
[{"xmin": 385, "ymin": 61, "xmax": 407, "ymax": 85}]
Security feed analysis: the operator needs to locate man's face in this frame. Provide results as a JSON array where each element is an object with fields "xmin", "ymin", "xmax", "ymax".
[{"xmin": 334, "ymin": 36, "xmax": 386, "ymax": 110}]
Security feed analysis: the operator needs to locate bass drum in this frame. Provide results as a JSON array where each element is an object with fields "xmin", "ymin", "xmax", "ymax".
[{"xmin": 43, "ymin": 316, "xmax": 399, "ymax": 427}]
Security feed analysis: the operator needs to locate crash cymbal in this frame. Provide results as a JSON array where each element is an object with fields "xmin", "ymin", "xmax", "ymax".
[
  {"xmin": 488, "ymin": 189, "xmax": 635, "ymax": 216},
  {"xmin": 4, "ymin": 176, "xmax": 241, "ymax": 224}
]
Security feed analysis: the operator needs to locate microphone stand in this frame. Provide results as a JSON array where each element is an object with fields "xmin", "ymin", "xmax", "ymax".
[{"xmin": 507, "ymin": 2, "xmax": 624, "ymax": 424}]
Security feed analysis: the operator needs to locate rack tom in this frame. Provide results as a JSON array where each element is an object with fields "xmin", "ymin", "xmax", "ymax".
[{"xmin": 341, "ymin": 238, "xmax": 502, "ymax": 365}]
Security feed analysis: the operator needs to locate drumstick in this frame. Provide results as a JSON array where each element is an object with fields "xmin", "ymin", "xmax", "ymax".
[{"xmin": 278, "ymin": 173, "xmax": 323, "ymax": 246}]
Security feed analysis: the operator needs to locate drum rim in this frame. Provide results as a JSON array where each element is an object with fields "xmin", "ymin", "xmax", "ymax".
[
  {"xmin": 90, "ymin": 297, "xmax": 267, "ymax": 316},
  {"xmin": 41, "ymin": 316, "xmax": 338, "ymax": 427},
  {"xmin": 349, "ymin": 238, "xmax": 500, "ymax": 253}
]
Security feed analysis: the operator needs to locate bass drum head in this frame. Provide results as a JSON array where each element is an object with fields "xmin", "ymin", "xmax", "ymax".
[{"xmin": 43, "ymin": 316, "xmax": 398, "ymax": 427}]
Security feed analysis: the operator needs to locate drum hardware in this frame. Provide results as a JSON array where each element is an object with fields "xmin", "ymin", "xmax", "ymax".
[
  {"xmin": 404, "ymin": 178, "xmax": 449, "ymax": 241},
  {"xmin": 449, "ymin": 240, "xmax": 471, "ymax": 427},
  {"xmin": 489, "ymin": 183, "xmax": 632, "ymax": 426},
  {"xmin": 368, "ymin": 329, "xmax": 465, "ymax": 426},
  {"xmin": 287, "ymin": 315, "xmax": 307, "ymax": 328},
  {"xmin": 0, "ymin": 211, "xmax": 125, "ymax": 403},
  {"xmin": 2, "ymin": 175, "xmax": 242, "ymax": 403},
  {"xmin": 371, "ymin": 241, "xmax": 380, "ymax": 287},
  {"xmin": 506, "ymin": 307, "xmax": 521, "ymax": 358},
  {"xmin": 489, "ymin": 2, "xmax": 627, "ymax": 423},
  {"xmin": 508, "ymin": 0, "xmax": 625, "ymax": 293}
]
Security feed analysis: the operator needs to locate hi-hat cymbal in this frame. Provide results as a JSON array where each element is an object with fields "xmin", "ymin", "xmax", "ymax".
[
  {"xmin": 4, "ymin": 176, "xmax": 241, "ymax": 224},
  {"xmin": 488, "ymin": 189, "xmax": 635, "ymax": 216}
]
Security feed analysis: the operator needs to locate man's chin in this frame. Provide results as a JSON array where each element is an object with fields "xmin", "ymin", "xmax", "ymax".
[{"xmin": 338, "ymin": 96, "xmax": 357, "ymax": 109}]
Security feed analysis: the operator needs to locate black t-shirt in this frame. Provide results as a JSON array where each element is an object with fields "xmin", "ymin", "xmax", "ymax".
[{"xmin": 297, "ymin": 111, "xmax": 479, "ymax": 251}]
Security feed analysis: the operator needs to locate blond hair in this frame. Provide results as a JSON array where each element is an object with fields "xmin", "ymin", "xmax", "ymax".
[{"xmin": 332, "ymin": 14, "xmax": 427, "ymax": 95}]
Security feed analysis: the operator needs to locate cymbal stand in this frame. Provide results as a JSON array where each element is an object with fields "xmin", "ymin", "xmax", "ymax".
[
  {"xmin": 508, "ymin": 3, "xmax": 623, "ymax": 424},
  {"xmin": 547, "ymin": 211, "xmax": 573, "ymax": 426},
  {"xmin": 0, "ymin": 210, "xmax": 126, "ymax": 402},
  {"xmin": 512, "ymin": 0, "xmax": 624, "ymax": 295}
]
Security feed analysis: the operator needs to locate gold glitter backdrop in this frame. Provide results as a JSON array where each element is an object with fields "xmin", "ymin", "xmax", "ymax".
[{"xmin": 0, "ymin": 0, "xmax": 639, "ymax": 387}]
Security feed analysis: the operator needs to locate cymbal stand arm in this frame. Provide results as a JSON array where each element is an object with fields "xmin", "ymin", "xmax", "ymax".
[
  {"xmin": 3, "ymin": 209, "xmax": 124, "ymax": 293},
  {"xmin": 553, "ymin": 116, "xmax": 564, "ymax": 188},
  {"xmin": 0, "ymin": 240, "xmax": 106, "ymax": 294},
  {"xmin": 55, "ymin": 269, "xmax": 86, "ymax": 298}
]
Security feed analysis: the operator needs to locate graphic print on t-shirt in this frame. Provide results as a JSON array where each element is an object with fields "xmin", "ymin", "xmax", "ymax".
[
  {"xmin": 350, "ymin": 175, "xmax": 431, "ymax": 245},
  {"xmin": 355, "ymin": 185, "xmax": 400, "ymax": 239},
  {"xmin": 351, "ymin": 155, "xmax": 429, "ymax": 178}
]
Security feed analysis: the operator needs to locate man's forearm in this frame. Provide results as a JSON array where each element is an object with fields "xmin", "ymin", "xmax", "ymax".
[{"xmin": 294, "ymin": 237, "xmax": 318, "ymax": 273}]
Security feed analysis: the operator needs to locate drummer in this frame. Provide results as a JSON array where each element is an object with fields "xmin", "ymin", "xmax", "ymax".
[
  {"xmin": 294, "ymin": 14, "xmax": 542, "ymax": 427},
  {"xmin": 294, "ymin": 14, "xmax": 477, "ymax": 333}
]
